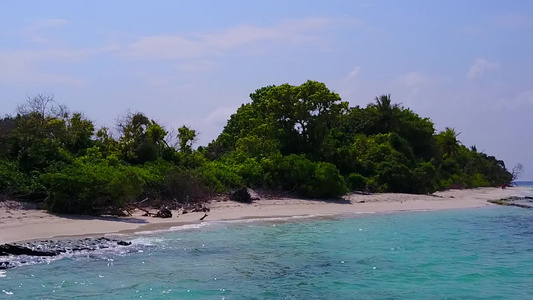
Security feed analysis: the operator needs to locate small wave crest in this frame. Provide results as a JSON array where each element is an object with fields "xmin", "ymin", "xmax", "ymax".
[
  {"xmin": 130, "ymin": 215, "xmax": 331, "ymax": 238},
  {"xmin": 2, "ymin": 245, "xmax": 140, "ymax": 269}
]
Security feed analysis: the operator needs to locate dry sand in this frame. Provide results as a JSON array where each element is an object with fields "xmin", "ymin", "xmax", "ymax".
[{"xmin": 0, "ymin": 187, "xmax": 525, "ymax": 244}]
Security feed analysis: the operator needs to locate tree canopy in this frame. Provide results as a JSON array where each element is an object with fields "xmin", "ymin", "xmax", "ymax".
[{"xmin": 0, "ymin": 83, "xmax": 514, "ymax": 214}]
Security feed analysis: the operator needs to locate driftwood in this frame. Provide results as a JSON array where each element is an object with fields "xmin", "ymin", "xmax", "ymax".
[
  {"xmin": 155, "ymin": 207, "xmax": 172, "ymax": 218},
  {"xmin": 132, "ymin": 203, "xmax": 153, "ymax": 217},
  {"xmin": 129, "ymin": 198, "xmax": 212, "ymax": 218}
]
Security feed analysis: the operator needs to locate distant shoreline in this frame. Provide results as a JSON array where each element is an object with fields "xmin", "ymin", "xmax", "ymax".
[{"xmin": 0, "ymin": 187, "xmax": 528, "ymax": 244}]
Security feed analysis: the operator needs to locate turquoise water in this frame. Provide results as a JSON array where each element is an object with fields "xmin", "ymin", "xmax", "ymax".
[{"xmin": 1, "ymin": 206, "xmax": 533, "ymax": 299}]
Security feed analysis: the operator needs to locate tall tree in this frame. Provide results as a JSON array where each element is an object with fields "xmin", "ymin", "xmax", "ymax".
[
  {"xmin": 370, "ymin": 94, "xmax": 400, "ymax": 133},
  {"xmin": 219, "ymin": 80, "xmax": 348, "ymax": 158},
  {"xmin": 117, "ymin": 112, "xmax": 170, "ymax": 164},
  {"xmin": 436, "ymin": 127, "xmax": 461, "ymax": 158},
  {"xmin": 177, "ymin": 126, "xmax": 197, "ymax": 153}
]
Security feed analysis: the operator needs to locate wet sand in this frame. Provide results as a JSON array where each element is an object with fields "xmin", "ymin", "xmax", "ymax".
[{"xmin": 0, "ymin": 187, "xmax": 524, "ymax": 244}]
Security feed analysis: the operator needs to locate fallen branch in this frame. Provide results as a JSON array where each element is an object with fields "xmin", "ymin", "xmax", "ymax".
[{"xmin": 131, "ymin": 203, "xmax": 153, "ymax": 216}]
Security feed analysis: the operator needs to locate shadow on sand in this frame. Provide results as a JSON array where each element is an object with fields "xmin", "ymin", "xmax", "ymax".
[{"xmin": 52, "ymin": 213, "xmax": 149, "ymax": 224}]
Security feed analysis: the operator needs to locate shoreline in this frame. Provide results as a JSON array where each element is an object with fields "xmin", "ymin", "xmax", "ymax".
[{"xmin": 0, "ymin": 187, "xmax": 528, "ymax": 244}]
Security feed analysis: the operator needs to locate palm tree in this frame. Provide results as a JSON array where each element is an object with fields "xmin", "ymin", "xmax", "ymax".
[
  {"xmin": 437, "ymin": 127, "xmax": 461, "ymax": 158},
  {"xmin": 373, "ymin": 94, "xmax": 400, "ymax": 133}
]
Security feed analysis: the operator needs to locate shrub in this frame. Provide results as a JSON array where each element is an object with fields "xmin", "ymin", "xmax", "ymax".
[
  {"xmin": 261, "ymin": 154, "xmax": 315, "ymax": 192},
  {"xmin": 199, "ymin": 161, "xmax": 243, "ymax": 193},
  {"xmin": 157, "ymin": 168, "xmax": 209, "ymax": 204},
  {"xmin": 347, "ymin": 173, "xmax": 367, "ymax": 191},
  {"xmin": 303, "ymin": 162, "xmax": 348, "ymax": 198},
  {"xmin": 468, "ymin": 173, "xmax": 490, "ymax": 188},
  {"xmin": 377, "ymin": 161, "xmax": 413, "ymax": 193},
  {"xmin": 0, "ymin": 159, "xmax": 26, "ymax": 195},
  {"xmin": 43, "ymin": 158, "xmax": 143, "ymax": 214},
  {"xmin": 235, "ymin": 158, "xmax": 263, "ymax": 187},
  {"xmin": 365, "ymin": 177, "xmax": 380, "ymax": 193}
]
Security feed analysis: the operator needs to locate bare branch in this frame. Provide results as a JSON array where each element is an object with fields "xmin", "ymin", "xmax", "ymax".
[
  {"xmin": 512, "ymin": 163, "xmax": 524, "ymax": 181},
  {"xmin": 16, "ymin": 94, "xmax": 70, "ymax": 121}
]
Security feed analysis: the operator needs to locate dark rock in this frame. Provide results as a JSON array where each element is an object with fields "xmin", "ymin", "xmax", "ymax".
[
  {"xmin": 0, "ymin": 244, "xmax": 58, "ymax": 257},
  {"xmin": 0, "ymin": 261, "xmax": 10, "ymax": 269},
  {"xmin": 489, "ymin": 197, "xmax": 533, "ymax": 209},
  {"xmin": 155, "ymin": 207, "xmax": 172, "ymax": 218},
  {"xmin": 230, "ymin": 187, "xmax": 253, "ymax": 203},
  {"xmin": 0, "ymin": 237, "xmax": 134, "ymax": 270}
]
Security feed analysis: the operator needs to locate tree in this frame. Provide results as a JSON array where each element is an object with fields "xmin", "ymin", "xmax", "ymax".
[
  {"xmin": 17, "ymin": 94, "xmax": 63, "ymax": 120},
  {"xmin": 436, "ymin": 127, "xmax": 461, "ymax": 158},
  {"xmin": 63, "ymin": 113, "xmax": 95, "ymax": 156},
  {"xmin": 369, "ymin": 94, "xmax": 401, "ymax": 133},
  {"xmin": 177, "ymin": 126, "xmax": 197, "ymax": 153},
  {"xmin": 512, "ymin": 163, "xmax": 524, "ymax": 182},
  {"xmin": 117, "ymin": 112, "xmax": 171, "ymax": 164},
  {"xmin": 214, "ymin": 80, "xmax": 348, "ymax": 159},
  {"xmin": 393, "ymin": 108, "xmax": 435, "ymax": 160}
]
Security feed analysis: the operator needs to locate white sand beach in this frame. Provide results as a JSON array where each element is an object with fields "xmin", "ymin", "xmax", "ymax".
[{"xmin": 0, "ymin": 187, "xmax": 525, "ymax": 244}]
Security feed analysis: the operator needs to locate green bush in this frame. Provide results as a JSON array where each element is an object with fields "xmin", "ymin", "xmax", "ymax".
[
  {"xmin": 303, "ymin": 162, "xmax": 348, "ymax": 199},
  {"xmin": 261, "ymin": 154, "xmax": 315, "ymax": 192},
  {"xmin": 376, "ymin": 161, "xmax": 413, "ymax": 193},
  {"xmin": 347, "ymin": 173, "xmax": 367, "ymax": 191},
  {"xmin": 468, "ymin": 173, "xmax": 490, "ymax": 188},
  {"xmin": 365, "ymin": 176, "xmax": 380, "ymax": 193},
  {"xmin": 235, "ymin": 158, "xmax": 263, "ymax": 187},
  {"xmin": 411, "ymin": 161, "xmax": 439, "ymax": 193},
  {"xmin": 43, "ymin": 158, "xmax": 143, "ymax": 214},
  {"xmin": 0, "ymin": 159, "xmax": 26, "ymax": 195},
  {"xmin": 199, "ymin": 161, "xmax": 243, "ymax": 193}
]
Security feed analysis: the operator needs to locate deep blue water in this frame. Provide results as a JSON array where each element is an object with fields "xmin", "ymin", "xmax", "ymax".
[
  {"xmin": 515, "ymin": 181, "xmax": 533, "ymax": 187},
  {"xmin": 1, "ymin": 205, "xmax": 533, "ymax": 299}
]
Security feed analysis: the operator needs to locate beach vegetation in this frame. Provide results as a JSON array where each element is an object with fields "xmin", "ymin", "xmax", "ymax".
[{"xmin": 0, "ymin": 83, "xmax": 514, "ymax": 214}]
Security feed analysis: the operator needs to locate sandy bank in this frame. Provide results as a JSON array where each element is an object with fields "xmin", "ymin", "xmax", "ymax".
[{"xmin": 0, "ymin": 187, "xmax": 526, "ymax": 244}]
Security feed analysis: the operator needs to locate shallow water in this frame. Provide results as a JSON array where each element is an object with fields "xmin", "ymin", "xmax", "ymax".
[{"xmin": 1, "ymin": 204, "xmax": 533, "ymax": 299}]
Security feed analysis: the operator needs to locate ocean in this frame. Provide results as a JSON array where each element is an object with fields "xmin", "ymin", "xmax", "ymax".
[
  {"xmin": 515, "ymin": 180, "xmax": 533, "ymax": 187},
  {"xmin": 1, "ymin": 190, "xmax": 533, "ymax": 299}
]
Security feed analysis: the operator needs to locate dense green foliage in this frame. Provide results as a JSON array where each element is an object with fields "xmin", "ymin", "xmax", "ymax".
[{"xmin": 0, "ymin": 85, "xmax": 513, "ymax": 214}]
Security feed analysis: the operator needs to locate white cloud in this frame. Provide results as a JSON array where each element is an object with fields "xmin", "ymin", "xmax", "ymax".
[
  {"xmin": 347, "ymin": 66, "xmax": 361, "ymax": 79},
  {"xmin": 29, "ymin": 18, "xmax": 68, "ymax": 29},
  {"xmin": 496, "ymin": 90, "xmax": 533, "ymax": 109},
  {"xmin": 497, "ymin": 13, "xmax": 531, "ymax": 29},
  {"xmin": 204, "ymin": 106, "xmax": 238, "ymax": 124},
  {"xmin": 19, "ymin": 18, "xmax": 69, "ymax": 44},
  {"xmin": 123, "ymin": 17, "xmax": 357, "ymax": 60},
  {"xmin": 467, "ymin": 58, "xmax": 498, "ymax": 80},
  {"xmin": 0, "ymin": 56, "xmax": 86, "ymax": 87},
  {"xmin": 125, "ymin": 35, "xmax": 205, "ymax": 60},
  {"xmin": 177, "ymin": 60, "xmax": 219, "ymax": 73},
  {"xmin": 396, "ymin": 72, "xmax": 430, "ymax": 88},
  {"xmin": 515, "ymin": 90, "xmax": 533, "ymax": 106},
  {"xmin": 393, "ymin": 72, "xmax": 434, "ymax": 96},
  {"xmin": 463, "ymin": 26, "xmax": 486, "ymax": 36},
  {"xmin": 0, "ymin": 45, "xmax": 117, "ymax": 87}
]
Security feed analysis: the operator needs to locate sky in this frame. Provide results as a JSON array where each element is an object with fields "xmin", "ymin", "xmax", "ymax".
[{"xmin": 1, "ymin": 0, "xmax": 532, "ymax": 179}]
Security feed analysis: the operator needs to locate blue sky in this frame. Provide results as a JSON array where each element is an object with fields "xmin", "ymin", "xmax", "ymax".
[{"xmin": 1, "ymin": 0, "xmax": 532, "ymax": 179}]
